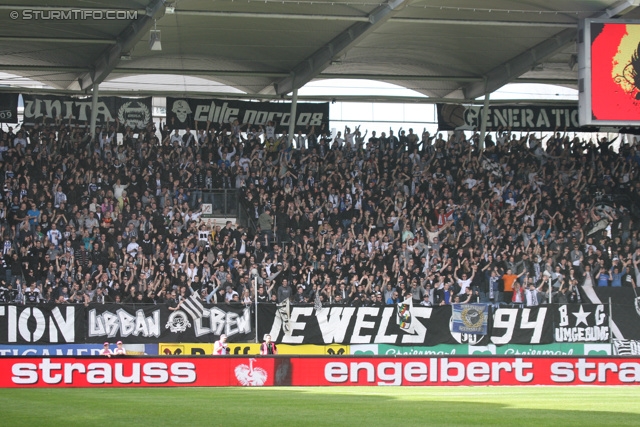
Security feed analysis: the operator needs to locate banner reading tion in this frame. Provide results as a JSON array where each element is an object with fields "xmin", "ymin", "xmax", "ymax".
[{"xmin": 0, "ymin": 356, "xmax": 638, "ymax": 387}]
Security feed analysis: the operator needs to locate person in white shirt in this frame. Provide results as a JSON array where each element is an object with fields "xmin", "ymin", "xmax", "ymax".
[
  {"xmin": 524, "ymin": 282, "xmax": 539, "ymax": 307},
  {"xmin": 47, "ymin": 224, "xmax": 62, "ymax": 248},
  {"xmin": 100, "ymin": 342, "xmax": 113, "ymax": 358},
  {"xmin": 113, "ymin": 341, "xmax": 127, "ymax": 355},
  {"xmin": 454, "ymin": 265, "xmax": 474, "ymax": 295},
  {"xmin": 126, "ymin": 237, "xmax": 140, "ymax": 257},
  {"xmin": 213, "ymin": 334, "xmax": 229, "ymax": 355},
  {"xmin": 170, "ymin": 129, "xmax": 182, "ymax": 145}
]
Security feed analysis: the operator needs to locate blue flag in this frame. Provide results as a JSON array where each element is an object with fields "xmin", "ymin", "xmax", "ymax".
[{"xmin": 452, "ymin": 303, "xmax": 488, "ymax": 335}]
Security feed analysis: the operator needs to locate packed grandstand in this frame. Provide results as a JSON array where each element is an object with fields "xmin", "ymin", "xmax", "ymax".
[{"xmin": 0, "ymin": 119, "xmax": 639, "ymax": 311}]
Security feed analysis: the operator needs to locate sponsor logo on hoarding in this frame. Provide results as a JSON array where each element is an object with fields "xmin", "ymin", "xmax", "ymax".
[
  {"xmin": 10, "ymin": 359, "xmax": 196, "ymax": 385},
  {"xmin": 234, "ymin": 359, "xmax": 268, "ymax": 386},
  {"xmin": 324, "ymin": 359, "xmax": 535, "ymax": 385}
]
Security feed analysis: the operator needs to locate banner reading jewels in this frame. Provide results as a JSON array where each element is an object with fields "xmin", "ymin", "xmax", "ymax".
[
  {"xmin": 166, "ymin": 97, "xmax": 329, "ymax": 132},
  {"xmin": 0, "ymin": 93, "xmax": 19, "ymax": 123},
  {"xmin": 21, "ymin": 94, "xmax": 152, "ymax": 130},
  {"xmin": 258, "ymin": 305, "xmax": 559, "ymax": 346}
]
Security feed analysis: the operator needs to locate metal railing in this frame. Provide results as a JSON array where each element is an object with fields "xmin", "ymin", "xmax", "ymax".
[{"xmin": 196, "ymin": 189, "xmax": 239, "ymax": 218}]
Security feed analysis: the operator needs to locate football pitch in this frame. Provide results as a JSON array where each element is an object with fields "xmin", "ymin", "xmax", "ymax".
[{"xmin": 1, "ymin": 387, "xmax": 639, "ymax": 426}]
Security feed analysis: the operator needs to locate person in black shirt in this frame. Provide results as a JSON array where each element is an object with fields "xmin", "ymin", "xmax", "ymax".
[
  {"xmin": 260, "ymin": 334, "xmax": 278, "ymax": 355},
  {"xmin": 24, "ymin": 282, "xmax": 42, "ymax": 304},
  {"xmin": 0, "ymin": 281, "xmax": 18, "ymax": 303},
  {"xmin": 255, "ymin": 285, "xmax": 269, "ymax": 303}
]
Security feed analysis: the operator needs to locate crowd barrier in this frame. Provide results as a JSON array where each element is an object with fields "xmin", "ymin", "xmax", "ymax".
[{"xmin": 1, "ymin": 356, "xmax": 639, "ymax": 387}]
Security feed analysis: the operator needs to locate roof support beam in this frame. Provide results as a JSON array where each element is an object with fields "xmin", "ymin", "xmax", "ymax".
[
  {"xmin": 67, "ymin": 0, "xmax": 166, "ymax": 92},
  {"xmin": 172, "ymin": 10, "xmax": 576, "ymax": 28},
  {"xmin": 272, "ymin": 0, "xmax": 411, "ymax": 96},
  {"xmin": 462, "ymin": 29, "xmax": 577, "ymax": 99},
  {"xmin": 462, "ymin": 0, "xmax": 640, "ymax": 99},
  {"xmin": 0, "ymin": 86, "xmax": 579, "ymax": 106},
  {"xmin": 0, "ymin": 37, "xmax": 115, "ymax": 45},
  {"xmin": 0, "ymin": 65, "xmax": 481, "ymax": 82}
]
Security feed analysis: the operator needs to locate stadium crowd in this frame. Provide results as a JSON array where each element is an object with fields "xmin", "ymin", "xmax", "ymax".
[{"xmin": 0, "ymin": 116, "xmax": 639, "ymax": 310}]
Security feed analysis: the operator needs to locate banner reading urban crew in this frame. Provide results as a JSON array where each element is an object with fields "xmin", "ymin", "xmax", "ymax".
[
  {"xmin": 85, "ymin": 303, "xmax": 254, "ymax": 344},
  {"xmin": 0, "ymin": 93, "xmax": 19, "ymax": 123},
  {"xmin": 166, "ymin": 97, "xmax": 329, "ymax": 132},
  {"xmin": 22, "ymin": 94, "xmax": 152, "ymax": 130},
  {"xmin": 437, "ymin": 103, "xmax": 580, "ymax": 132}
]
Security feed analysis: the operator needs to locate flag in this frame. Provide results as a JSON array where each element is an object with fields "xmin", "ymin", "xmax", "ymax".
[
  {"xmin": 613, "ymin": 339, "xmax": 640, "ymax": 356},
  {"xmin": 452, "ymin": 303, "xmax": 488, "ymax": 335},
  {"xmin": 276, "ymin": 298, "xmax": 291, "ymax": 334},
  {"xmin": 314, "ymin": 289, "xmax": 323, "ymax": 312},
  {"xmin": 181, "ymin": 293, "xmax": 206, "ymax": 322},
  {"xmin": 397, "ymin": 297, "xmax": 413, "ymax": 332}
]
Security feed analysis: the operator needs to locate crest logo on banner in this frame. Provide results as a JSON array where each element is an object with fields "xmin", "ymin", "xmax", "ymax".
[
  {"xmin": 165, "ymin": 311, "xmax": 191, "ymax": 333},
  {"xmin": 452, "ymin": 304, "xmax": 488, "ymax": 335},
  {"xmin": 118, "ymin": 101, "xmax": 151, "ymax": 129},
  {"xmin": 171, "ymin": 99, "xmax": 192, "ymax": 123}
]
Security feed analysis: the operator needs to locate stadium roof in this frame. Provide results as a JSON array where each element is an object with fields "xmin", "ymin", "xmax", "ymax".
[{"xmin": 1, "ymin": 0, "xmax": 640, "ymax": 101}]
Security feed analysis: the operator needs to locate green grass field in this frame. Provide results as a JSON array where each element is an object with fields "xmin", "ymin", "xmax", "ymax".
[{"xmin": 1, "ymin": 387, "xmax": 639, "ymax": 426}]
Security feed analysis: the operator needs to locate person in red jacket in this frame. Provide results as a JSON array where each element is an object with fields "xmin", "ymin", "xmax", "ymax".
[{"xmin": 260, "ymin": 334, "xmax": 278, "ymax": 355}]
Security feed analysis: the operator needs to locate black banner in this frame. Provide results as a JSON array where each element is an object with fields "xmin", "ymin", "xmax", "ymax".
[
  {"xmin": 610, "ymin": 304, "xmax": 640, "ymax": 340},
  {"xmin": 257, "ymin": 305, "xmax": 559, "ymax": 346},
  {"xmin": 166, "ymin": 97, "xmax": 329, "ymax": 132},
  {"xmin": 0, "ymin": 302, "xmax": 621, "ymax": 345},
  {"xmin": 489, "ymin": 307, "xmax": 554, "ymax": 345},
  {"xmin": 259, "ymin": 304, "xmax": 457, "ymax": 345},
  {"xmin": 0, "ymin": 304, "xmax": 83, "ymax": 344},
  {"xmin": 0, "ymin": 93, "xmax": 19, "ymax": 123},
  {"xmin": 437, "ymin": 103, "xmax": 580, "ymax": 132},
  {"xmin": 85, "ymin": 303, "xmax": 254, "ymax": 344},
  {"xmin": 553, "ymin": 304, "xmax": 609, "ymax": 342},
  {"xmin": 580, "ymin": 287, "xmax": 640, "ymax": 340},
  {"xmin": 22, "ymin": 95, "xmax": 152, "ymax": 130}
]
